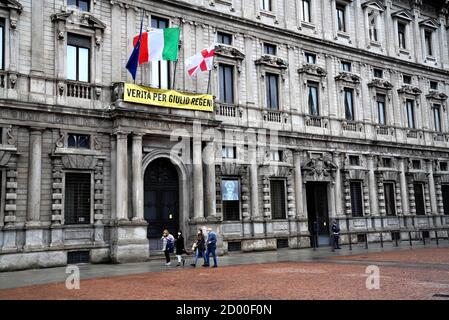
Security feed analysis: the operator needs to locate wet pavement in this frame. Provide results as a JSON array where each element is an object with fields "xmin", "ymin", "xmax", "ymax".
[{"xmin": 0, "ymin": 242, "xmax": 448, "ymax": 300}]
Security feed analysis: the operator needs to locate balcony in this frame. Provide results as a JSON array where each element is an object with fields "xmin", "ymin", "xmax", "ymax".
[
  {"xmin": 305, "ymin": 116, "xmax": 327, "ymax": 128},
  {"xmin": 376, "ymin": 125, "xmax": 393, "ymax": 136},
  {"xmin": 263, "ymin": 110, "xmax": 287, "ymax": 124},
  {"xmin": 342, "ymin": 121, "xmax": 363, "ymax": 132},
  {"xmin": 406, "ymin": 130, "xmax": 420, "ymax": 139},
  {"xmin": 216, "ymin": 103, "xmax": 241, "ymax": 118},
  {"xmin": 66, "ymin": 81, "xmax": 93, "ymax": 100}
]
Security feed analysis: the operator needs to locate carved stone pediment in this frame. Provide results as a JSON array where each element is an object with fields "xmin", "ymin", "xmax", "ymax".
[
  {"xmin": 51, "ymin": 11, "xmax": 106, "ymax": 31},
  {"xmin": 255, "ymin": 55, "xmax": 288, "ymax": 69},
  {"xmin": 302, "ymin": 158, "xmax": 338, "ymax": 180},
  {"xmin": 368, "ymin": 78, "xmax": 394, "ymax": 90},
  {"xmin": 298, "ymin": 64, "xmax": 327, "ymax": 77},
  {"xmin": 62, "ymin": 154, "xmax": 98, "ymax": 170},
  {"xmin": 362, "ymin": 0, "xmax": 386, "ymax": 11},
  {"xmin": 0, "ymin": 0, "xmax": 23, "ymax": 13},
  {"xmin": 419, "ymin": 18, "xmax": 440, "ymax": 30},
  {"xmin": 215, "ymin": 44, "xmax": 245, "ymax": 60},
  {"xmin": 398, "ymin": 85, "xmax": 422, "ymax": 95},
  {"xmin": 391, "ymin": 9, "xmax": 413, "ymax": 21},
  {"xmin": 426, "ymin": 90, "xmax": 448, "ymax": 100},
  {"xmin": 335, "ymin": 72, "xmax": 361, "ymax": 84}
]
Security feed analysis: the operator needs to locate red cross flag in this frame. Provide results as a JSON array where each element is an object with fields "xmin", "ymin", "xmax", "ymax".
[{"xmin": 185, "ymin": 45, "xmax": 215, "ymax": 77}]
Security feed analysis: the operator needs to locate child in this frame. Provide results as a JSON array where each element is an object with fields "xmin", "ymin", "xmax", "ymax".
[{"xmin": 175, "ymin": 231, "xmax": 186, "ymax": 267}]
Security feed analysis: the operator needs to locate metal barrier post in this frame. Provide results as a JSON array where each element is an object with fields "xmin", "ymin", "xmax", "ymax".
[
  {"xmin": 409, "ymin": 231, "xmax": 412, "ymax": 246},
  {"xmin": 422, "ymin": 231, "xmax": 426, "ymax": 246},
  {"xmin": 435, "ymin": 230, "xmax": 439, "ymax": 246},
  {"xmin": 365, "ymin": 234, "xmax": 369, "ymax": 249},
  {"xmin": 395, "ymin": 232, "xmax": 399, "ymax": 247},
  {"xmin": 348, "ymin": 233, "xmax": 352, "ymax": 251},
  {"xmin": 380, "ymin": 232, "xmax": 384, "ymax": 248}
]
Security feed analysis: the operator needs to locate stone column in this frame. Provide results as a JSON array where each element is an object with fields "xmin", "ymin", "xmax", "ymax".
[
  {"xmin": 427, "ymin": 160, "xmax": 438, "ymax": 215},
  {"xmin": 293, "ymin": 151, "xmax": 304, "ymax": 218},
  {"xmin": 204, "ymin": 140, "xmax": 217, "ymax": 219},
  {"xmin": 398, "ymin": 158, "xmax": 409, "ymax": 215},
  {"xmin": 333, "ymin": 152, "xmax": 343, "ymax": 217},
  {"xmin": 25, "ymin": 128, "xmax": 44, "ymax": 249},
  {"xmin": 116, "ymin": 132, "xmax": 129, "ymax": 221},
  {"xmin": 248, "ymin": 132, "xmax": 260, "ymax": 219},
  {"xmin": 27, "ymin": 129, "xmax": 43, "ymax": 223},
  {"xmin": 367, "ymin": 155, "xmax": 378, "ymax": 216},
  {"xmin": 132, "ymin": 134, "xmax": 144, "ymax": 222},
  {"xmin": 192, "ymin": 138, "xmax": 204, "ymax": 220}
]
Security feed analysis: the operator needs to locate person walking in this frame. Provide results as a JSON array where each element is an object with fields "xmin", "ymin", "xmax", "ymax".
[
  {"xmin": 332, "ymin": 220, "xmax": 341, "ymax": 251},
  {"xmin": 190, "ymin": 229, "xmax": 206, "ymax": 268},
  {"xmin": 175, "ymin": 231, "xmax": 186, "ymax": 267},
  {"xmin": 161, "ymin": 229, "xmax": 174, "ymax": 266},
  {"xmin": 203, "ymin": 227, "xmax": 218, "ymax": 268}
]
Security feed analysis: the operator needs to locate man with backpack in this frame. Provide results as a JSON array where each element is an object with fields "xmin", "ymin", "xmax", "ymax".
[{"xmin": 161, "ymin": 229, "xmax": 175, "ymax": 266}]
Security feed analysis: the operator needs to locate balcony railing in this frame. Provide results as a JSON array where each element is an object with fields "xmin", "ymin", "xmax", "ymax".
[
  {"xmin": 66, "ymin": 81, "xmax": 92, "ymax": 100},
  {"xmin": 376, "ymin": 126, "xmax": 392, "ymax": 136},
  {"xmin": 305, "ymin": 116, "xmax": 323, "ymax": 128},
  {"xmin": 0, "ymin": 72, "xmax": 6, "ymax": 89},
  {"xmin": 342, "ymin": 121, "xmax": 363, "ymax": 132},
  {"xmin": 216, "ymin": 103, "xmax": 239, "ymax": 118},
  {"xmin": 263, "ymin": 110, "xmax": 283, "ymax": 123},
  {"xmin": 434, "ymin": 133, "xmax": 445, "ymax": 142},
  {"xmin": 406, "ymin": 130, "xmax": 422, "ymax": 139}
]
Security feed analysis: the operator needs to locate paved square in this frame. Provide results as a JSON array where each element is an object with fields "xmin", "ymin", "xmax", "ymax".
[{"xmin": 0, "ymin": 247, "xmax": 448, "ymax": 300}]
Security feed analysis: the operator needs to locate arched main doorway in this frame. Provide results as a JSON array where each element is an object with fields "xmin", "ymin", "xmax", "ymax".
[{"xmin": 144, "ymin": 158, "xmax": 180, "ymax": 250}]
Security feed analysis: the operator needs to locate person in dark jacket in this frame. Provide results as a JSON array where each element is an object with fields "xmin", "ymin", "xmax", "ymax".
[
  {"xmin": 203, "ymin": 227, "xmax": 218, "ymax": 268},
  {"xmin": 175, "ymin": 231, "xmax": 186, "ymax": 267},
  {"xmin": 332, "ymin": 220, "xmax": 341, "ymax": 250},
  {"xmin": 190, "ymin": 229, "xmax": 206, "ymax": 267}
]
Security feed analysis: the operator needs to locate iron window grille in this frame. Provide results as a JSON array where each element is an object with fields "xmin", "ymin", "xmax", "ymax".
[
  {"xmin": 64, "ymin": 173, "xmax": 91, "ymax": 225},
  {"xmin": 270, "ymin": 179, "xmax": 287, "ymax": 220}
]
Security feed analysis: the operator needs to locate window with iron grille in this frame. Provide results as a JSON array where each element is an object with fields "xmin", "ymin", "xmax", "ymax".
[
  {"xmin": 223, "ymin": 200, "xmax": 240, "ymax": 221},
  {"xmin": 384, "ymin": 182, "xmax": 396, "ymax": 216},
  {"xmin": 442, "ymin": 185, "xmax": 449, "ymax": 215},
  {"xmin": 228, "ymin": 241, "xmax": 242, "ymax": 252},
  {"xmin": 222, "ymin": 179, "xmax": 240, "ymax": 221},
  {"xmin": 276, "ymin": 238, "xmax": 289, "ymax": 249},
  {"xmin": 350, "ymin": 181, "xmax": 363, "ymax": 217},
  {"xmin": 270, "ymin": 179, "xmax": 286, "ymax": 219},
  {"xmin": 68, "ymin": 133, "xmax": 90, "ymax": 149},
  {"xmin": 440, "ymin": 162, "xmax": 448, "ymax": 172},
  {"xmin": 67, "ymin": 251, "xmax": 90, "ymax": 264},
  {"xmin": 414, "ymin": 183, "xmax": 426, "ymax": 216},
  {"xmin": 412, "ymin": 160, "xmax": 421, "ymax": 170},
  {"xmin": 65, "ymin": 173, "xmax": 91, "ymax": 225},
  {"xmin": 349, "ymin": 155, "xmax": 360, "ymax": 166}
]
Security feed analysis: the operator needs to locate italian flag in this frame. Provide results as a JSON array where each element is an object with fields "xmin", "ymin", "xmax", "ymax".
[{"xmin": 133, "ymin": 27, "xmax": 180, "ymax": 63}]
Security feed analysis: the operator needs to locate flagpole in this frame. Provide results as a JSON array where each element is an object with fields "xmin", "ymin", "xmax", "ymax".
[
  {"xmin": 172, "ymin": 60, "xmax": 178, "ymax": 89},
  {"xmin": 207, "ymin": 70, "xmax": 212, "ymax": 95}
]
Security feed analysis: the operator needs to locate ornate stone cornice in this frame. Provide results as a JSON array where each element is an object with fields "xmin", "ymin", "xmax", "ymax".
[
  {"xmin": 361, "ymin": 0, "xmax": 386, "ymax": 11},
  {"xmin": 426, "ymin": 90, "xmax": 448, "ymax": 100},
  {"xmin": 255, "ymin": 55, "xmax": 288, "ymax": 69},
  {"xmin": 419, "ymin": 18, "xmax": 440, "ymax": 29},
  {"xmin": 398, "ymin": 84, "xmax": 422, "ymax": 95},
  {"xmin": 215, "ymin": 44, "xmax": 245, "ymax": 60},
  {"xmin": 51, "ymin": 11, "xmax": 107, "ymax": 31},
  {"xmin": 298, "ymin": 64, "xmax": 327, "ymax": 77},
  {"xmin": 0, "ymin": 0, "xmax": 23, "ymax": 13},
  {"xmin": 368, "ymin": 78, "xmax": 394, "ymax": 90},
  {"xmin": 335, "ymin": 72, "xmax": 361, "ymax": 84}
]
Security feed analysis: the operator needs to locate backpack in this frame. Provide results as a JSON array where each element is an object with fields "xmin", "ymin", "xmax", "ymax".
[{"xmin": 166, "ymin": 237, "xmax": 174, "ymax": 253}]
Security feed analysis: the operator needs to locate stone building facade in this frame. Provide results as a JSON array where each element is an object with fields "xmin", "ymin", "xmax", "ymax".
[{"xmin": 1, "ymin": 0, "xmax": 449, "ymax": 271}]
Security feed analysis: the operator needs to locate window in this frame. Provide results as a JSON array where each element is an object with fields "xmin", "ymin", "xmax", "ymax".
[
  {"xmin": 222, "ymin": 179, "xmax": 240, "ymax": 221},
  {"xmin": 349, "ymin": 155, "xmax": 360, "ymax": 166},
  {"xmin": 260, "ymin": 0, "xmax": 272, "ymax": 11},
  {"xmin": 151, "ymin": 17, "xmax": 170, "ymax": 89},
  {"xmin": 67, "ymin": 34, "xmax": 90, "ymax": 82},
  {"xmin": 442, "ymin": 185, "xmax": 449, "ymax": 215},
  {"xmin": 350, "ymin": 181, "xmax": 363, "ymax": 217},
  {"xmin": 382, "ymin": 158, "xmax": 392, "ymax": 168},
  {"xmin": 68, "ymin": 133, "xmax": 90, "ymax": 149},
  {"xmin": 368, "ymin": 9, "xmax": 379, "ymax": 42},
  {"xmin": 302, "ymin": 0, "xmax": 311, "ymax": 23},
  {"xmin": 440, "ymin": 162, "xmax": 448, "ymax": 172},
  {"xmin": 424, "ymin": 30, "xmax": 433, "ymax": 57},
  {"xmin": 403, "ymin": 75, "xmax": 412, "ymax": 84},
  {"xmin": 433, "ymin": 104, "xmax": 442, "ymax": 132},
  {"xmin": 344, "ymin": 88, "xmax": 354, "ymax": 121},
  {"xmin": 65, "ymin": 173, "xmax": 91, "ymax": 225},
  {"xmin": 406, "ymin": 99, "xmax": 415, "ymax": 129},
  {"xmin": 222, "ymin": 146, "xmax": 236, "ymax": 159},
  {"xmin": 67, "ymin": 0, "xmax": 90, "ymax": 11},
  {"xmin": 270, "ymin": 150, "xmax": 283, "ymax": 162},
  {"xmin": 373, "ymin": 68, "xmax": 383, "ymax": 78},
  {"xmin": 263, "ymin": 43, "xmax": 277, "ymax": 55},
  {"xmin": 341, "ymin": 61, "xmax": 352, "ymax": 72},
  {"xmin": 384, "ymin": 182, "xmax": 396, "ymax": 216},
  {"xmin": 0, "ymin": 19, "xmax": 4, "ymax": 71},
  {"xmin": 266, "ymin": 73, "xmax": 279, "ymax": 109},
  {"xmin": 377, "ymin": 94, "xmax": 386, "ymax": 125},
  {"xmin": 305, "ymin": 52, "xmax": 316, "ymax": 64},
  {"xmin": 217, "ymin": 32, "xmax": 233, "ymax": 46},
  {"xmin": 270, "ymin": 180, "xmax": 286, "ymax": 219},
  {"xmin": 307, "ymin": 81, "xmax": 319, "ymax": 116},
  {"xmin": 412, "ymin": 160, "xmax": 421, "ymax": 170},
  {"xmin": 336, "ymin": 4, "xmax": 346, "ymax": 32},
  {"xmin": 218, "ymin": 64, "xmax": 234, "ymax": 104},
  {"xmin": 414, "ymin": 183, "xmax": 425, "ymax": 216},
  {"xmin": 430, "ymin": 81, "xmax": 438, "ymax": 90},
  {"xmin": 398, "ymin": 22, "xmax": 406, "ymax": 49}
]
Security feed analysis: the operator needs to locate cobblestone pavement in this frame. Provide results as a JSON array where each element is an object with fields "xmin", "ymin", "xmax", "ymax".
[{"xmin": 0, "ymin": 245, "xmax": 448, "ymax": 300}]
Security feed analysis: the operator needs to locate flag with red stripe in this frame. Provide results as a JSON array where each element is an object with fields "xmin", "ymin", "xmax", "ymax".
[{"xmin": 185, "ymin": 45, "xmax": 215, "ymax": 77}]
